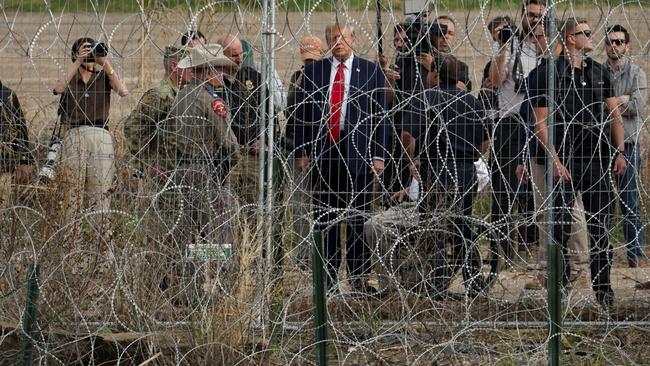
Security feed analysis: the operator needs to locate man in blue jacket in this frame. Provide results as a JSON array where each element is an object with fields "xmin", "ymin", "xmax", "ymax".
[{"xmin": 295, "ymin": 23, "xmax": 388, "ymax": 293}]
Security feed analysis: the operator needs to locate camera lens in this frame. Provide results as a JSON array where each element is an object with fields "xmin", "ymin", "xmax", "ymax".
[
  {"xmin": 94, "ymin": 42, "xmax": 108, "ymax": 58},
  {"xmin": 499, "ymin": 26, "xmax": 513, "ymax": 44}
]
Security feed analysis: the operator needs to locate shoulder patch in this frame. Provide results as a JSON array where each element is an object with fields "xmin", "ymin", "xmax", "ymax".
[{"xmin": 211, "ymin": 98, "xmax": 228, "ymax": 118}]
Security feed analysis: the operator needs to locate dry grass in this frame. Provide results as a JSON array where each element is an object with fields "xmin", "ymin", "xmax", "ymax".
[{"xmin": 2, "ymin": 5, "xmax": 650, "ymax": 365}]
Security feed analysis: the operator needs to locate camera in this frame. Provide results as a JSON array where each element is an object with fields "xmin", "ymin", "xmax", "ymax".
[
  {"xmin": 84, "ymin": 42, "xmax": 108, "ymax": 62},
  {"xmin": 36, "ymin": 138, "xmax": 63, "ymax": 184},
  {"xmin": 498, "ymin": 24, "xmax": 515, "ymax": 44},
  {"xmin": 404, "ymin": 19, "xmax": 447, "ymax": 55}
]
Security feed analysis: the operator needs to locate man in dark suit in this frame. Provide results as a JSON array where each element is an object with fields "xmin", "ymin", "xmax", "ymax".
[{"xmin": 295, "ymin": 23, "xmax": 388, "ymax": 293}]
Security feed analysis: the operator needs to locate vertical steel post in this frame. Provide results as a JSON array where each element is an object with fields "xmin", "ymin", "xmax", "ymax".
[
  {"xmin": 376, "ymin": 0, "xmax": 383, "ymax": 56},
  {"xmin": 265, "ymin": 0, "xmax": 276, "ymax": 274},
  {"xmin": 311, "ymin": 231, "xmax": 328, "ymax": 366},
  {"xmin": 21, "ymin": 263, "xmax": 40, "ymax": 366},
  {"xmin": 258, "ymin": 0, "xmax": 270, "ymax": 344},
  {"xmin": 544, "ymin": 5, "xmax": 561, "ymax": 365},
  {"xmin": 258, "ymin": 0, "xmax": 270, "ymax": 256}
]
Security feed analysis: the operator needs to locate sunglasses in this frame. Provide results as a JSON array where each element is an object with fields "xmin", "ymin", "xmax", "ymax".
[
  {"xmin": 571, "ymin": 30, "xmax": 593, "ymax": 38},
  {"xmin": 606, "ymin": 38, "xmax": 627, "ymax": 46}
]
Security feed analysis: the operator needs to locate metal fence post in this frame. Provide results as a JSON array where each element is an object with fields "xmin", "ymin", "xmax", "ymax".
[
  {"xmin": 311, "ymin": 231, "xmax": 327, "ymax": 365},
  {"xmin": 545, "ymin": 5, "xmax": 561, "ymax": 365},
  {"xmin": 21, "ymin": 263, "xmax": 40, "ymax": 366}
]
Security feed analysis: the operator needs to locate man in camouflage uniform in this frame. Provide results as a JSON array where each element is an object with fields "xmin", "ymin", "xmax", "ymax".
[
  {"xmin": 165, "ymin": 44, "xmax": 240, "ymax": 251},
  {"xmin": 0, "ymin": 80, "xmax": 33, "ymax": 208},
  {"xmin": 124, "ymin": 45, "xmax": 190, "ymax": 239},
  {"xmin": 124, "ymin": 45, "xmax": 190, "ymax": 178}
]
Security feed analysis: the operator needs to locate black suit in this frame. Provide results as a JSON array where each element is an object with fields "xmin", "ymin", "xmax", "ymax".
[{"xmin": 295, "ymin": 55, "xmax": 388, "ymax": 286}]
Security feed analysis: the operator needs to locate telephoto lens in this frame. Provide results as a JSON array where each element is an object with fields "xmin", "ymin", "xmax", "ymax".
[{"xmin": 36, "ymin": 139, "xmax": 63, "ymax": 184}]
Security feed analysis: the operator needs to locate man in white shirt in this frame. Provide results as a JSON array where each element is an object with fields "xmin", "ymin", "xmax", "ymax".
[{"xmin": 487, "ymin": 0, "xmax": 545, "ymax": 267}]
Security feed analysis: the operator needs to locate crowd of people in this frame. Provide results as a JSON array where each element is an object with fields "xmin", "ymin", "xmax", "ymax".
[{"xmin": 0, "ymin": 1, "xmax": 647, "ymax": 309}]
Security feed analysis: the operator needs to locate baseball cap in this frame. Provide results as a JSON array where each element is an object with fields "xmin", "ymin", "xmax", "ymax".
[{"xmin": 299, "ymin": 36, "xmax": 325, "ymax": 62}]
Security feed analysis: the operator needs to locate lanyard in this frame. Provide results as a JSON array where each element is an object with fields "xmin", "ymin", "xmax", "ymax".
[{"xmin": 204, "ymin": 85, "xmax": 223, "ymax": 101}]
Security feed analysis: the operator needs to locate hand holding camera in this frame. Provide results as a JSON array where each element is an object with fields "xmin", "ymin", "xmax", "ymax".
[
  {"xmin": 416, "ymin": 52, "xmax": 434, "ymax": 71},
  {"xmin": 498, "ymin": 24, "xmax": 515, "ymax": 45},
  {"xmin": 75, "ymin": 42, "xmax": 109, "ymax": 65}
]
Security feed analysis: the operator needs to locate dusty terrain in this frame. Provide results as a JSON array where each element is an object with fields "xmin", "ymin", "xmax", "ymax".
[{"xmin": 2, "ymin": 6, "xmax": 650, "ymax": 365}]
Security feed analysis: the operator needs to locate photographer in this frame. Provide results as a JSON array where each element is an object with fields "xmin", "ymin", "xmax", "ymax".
[
  {"xmin": 52, "ymin": 37, "xmax": 128, "ymax": 229},
  {"xmin": 429, "ymin": 16, "xmax": 472, "ymax": 91},
  {"xmin": 1, "ymin": 80, "xmax": 34, "ymax": 207},
  {"xmin": 486, "ymin": 0, "xmax": 545, "ymax": 266}
]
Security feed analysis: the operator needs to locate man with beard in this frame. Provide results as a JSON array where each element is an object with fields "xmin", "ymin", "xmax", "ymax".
[{"xmin": 603, "ymin": 24, "xmax": 648, "ymax": 267}]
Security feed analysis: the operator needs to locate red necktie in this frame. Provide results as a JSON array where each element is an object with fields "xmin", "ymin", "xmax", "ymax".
[{"xmin": 328, "ymin": 62, "xmax": 345, "ymax": 143}]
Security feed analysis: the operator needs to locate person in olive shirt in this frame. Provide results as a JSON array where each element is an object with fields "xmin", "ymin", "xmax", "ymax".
[
  {"xmin": 52, "ymin": 37, "xmax": 128, "ymax": 230},
  {"xmin": 529, "ymin": 18, "xmax": 627, "ymax": 309},
  {"xmin": 0, "ymin": 80, "xmax": 33, "ymax": 207},
  {"xmin": 166, "ymin": 44, "xmax": 240, "ymax": 250},
  {"xmin": 124, "ymin": 45, "xmax": 190, "ymax": 179}
]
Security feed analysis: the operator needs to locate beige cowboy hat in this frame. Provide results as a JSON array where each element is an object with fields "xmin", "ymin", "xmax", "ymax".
[{"xmin": 177, "ymin": 44, "xmax": 237, "ymax": 69}]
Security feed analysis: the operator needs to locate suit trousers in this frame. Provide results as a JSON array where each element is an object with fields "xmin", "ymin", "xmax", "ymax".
[
  {"xmin": 490, "ymin": 157, "xmax": 537, "ymax": 263},
  {"xmin": 311, "ymin": 140, "xmax": 372, "ymax": 286},
  {"xmin": 420, "ymin": 161, "xmax": 484, "ymax": 295},
  {"xmin": 552, "ymin": 159, "xmax": 615, "ymax": 294}
]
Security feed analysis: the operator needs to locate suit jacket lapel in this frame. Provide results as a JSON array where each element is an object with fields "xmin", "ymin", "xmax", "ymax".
[
  {"xmin": 321, "ymin": 58, "xmax": 333, "ymax": 99},
  {"xmin": 350, "ymin": 57, "xmax": 360, "ymax": 94}
]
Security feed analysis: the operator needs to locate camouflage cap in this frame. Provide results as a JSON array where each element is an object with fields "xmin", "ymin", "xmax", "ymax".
[{"xmin": 164, "ymin": 45, "xmax": 188, "ymax": 59}]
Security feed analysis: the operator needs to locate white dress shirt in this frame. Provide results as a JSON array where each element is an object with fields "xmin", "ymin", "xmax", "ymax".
[
  {"xmin": 328, "ymin": 53, "xmax": 354, "ymax": 131},
  {"xmin": 498, "ymin": 39, "xmax": 539, "ymax": 116}
]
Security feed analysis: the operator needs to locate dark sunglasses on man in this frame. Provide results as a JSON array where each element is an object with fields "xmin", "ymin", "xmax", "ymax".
[
  {"xmin": 605, "ymin": 38, "xmax": 627, "ymax": 46},
  {"xmin": 571, "ymin": 29, "xmax": 593, "ymax": 38}
]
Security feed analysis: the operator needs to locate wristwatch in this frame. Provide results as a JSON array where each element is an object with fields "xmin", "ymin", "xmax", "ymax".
[{"xmin": 614, "ymin": 149, "xmax": 626, "ymax": 158}]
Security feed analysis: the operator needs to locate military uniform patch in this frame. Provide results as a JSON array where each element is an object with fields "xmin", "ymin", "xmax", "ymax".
[{"xmin": 212, "ymin": 98, "xmax": 228, "ymax": 118}]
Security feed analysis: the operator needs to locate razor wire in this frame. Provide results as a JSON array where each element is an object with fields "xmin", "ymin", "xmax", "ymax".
[{"xmin": 1, "ymin": 0, "xmax": 650, "ymax": 365}]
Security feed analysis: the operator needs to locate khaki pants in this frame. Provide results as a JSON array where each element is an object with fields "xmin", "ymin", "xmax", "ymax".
[
  {"xmin": 0, "ymin": 172, "xmax": 11, "ymax": 208},
  {"xmin": 60, "ymin": 126, "xmax": 115, "ymax": 226},
  {"xmin": 530, "ymin": 161, "xmax": 589, "ymax": 268}
]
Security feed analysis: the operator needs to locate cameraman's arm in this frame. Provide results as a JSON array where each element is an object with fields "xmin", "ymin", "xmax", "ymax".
[
  {"xmin": 100, "ymin": 59, "xmax": 129, "ymax": 97},
  {"xmin": 53, "ymin": 58, "xmax": 83, "ymax": 95},
  {"xmin": 488, "ymin": 44, "xmax": 508, "ymax": 87}
]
